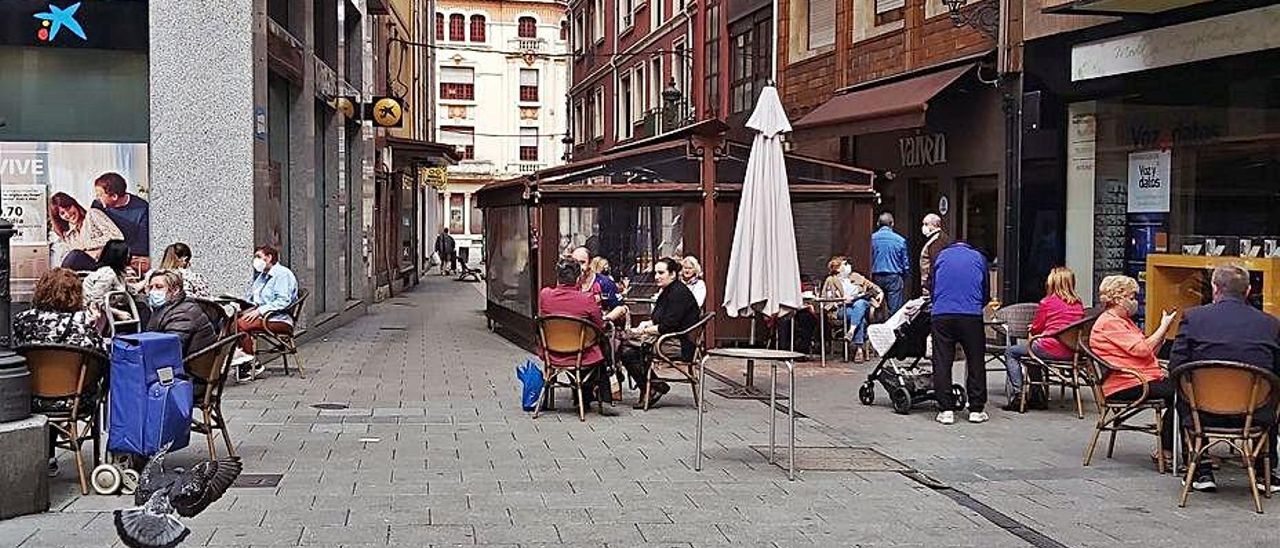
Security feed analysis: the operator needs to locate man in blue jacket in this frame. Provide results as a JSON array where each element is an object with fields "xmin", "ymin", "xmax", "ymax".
[
  {"xmin": 870, "ymin": 212, "xmax": 910, "ymax": 316},
  {"xmin": 929, "ymin": 240, "xmax": 991, "ymax": 425}
]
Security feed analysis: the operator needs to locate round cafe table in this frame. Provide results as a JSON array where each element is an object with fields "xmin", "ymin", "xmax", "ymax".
[{"xmin": 696, "ymin": 348, "xmax": 806, "ymax": 480}]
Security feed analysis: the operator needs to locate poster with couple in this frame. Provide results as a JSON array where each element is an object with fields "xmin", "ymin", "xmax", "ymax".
[{"xmin": 0, "ymin": 141, "xmax": 150, "ymax": 300}]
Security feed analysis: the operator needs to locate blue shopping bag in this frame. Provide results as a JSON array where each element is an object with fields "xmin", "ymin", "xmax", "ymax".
[
  {"xmin": 108, "ymin": 333, "xmax": 193, "ymax": 456},
  {"xmin": 516, "ymin": 357, "xmax": 545, "ymax": 412}
]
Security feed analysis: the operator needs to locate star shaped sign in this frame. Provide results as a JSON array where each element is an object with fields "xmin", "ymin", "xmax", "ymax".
[{"xmin": 33, "ymin": 2, "xmax": 87, "ymax": 42}]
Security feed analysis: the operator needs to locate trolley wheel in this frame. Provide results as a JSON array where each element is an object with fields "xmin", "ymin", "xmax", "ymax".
[
  {"xmin": 91, "ymin": 464, "xmax": 123, "ymax": 495},
  {"xmin": 890, "ymin": 387, "xmax": 912, "ymax": 415},
  {"xmin": 951, "ymin": 384, "xmax": 968, "ymax": 411},
  {"xmin": 858, "ymin": 383, "xmax": 875, "ymax": 406},
  {"xmin": 120, "ymin": 468, "xmax": 140, "ymax": 495}
]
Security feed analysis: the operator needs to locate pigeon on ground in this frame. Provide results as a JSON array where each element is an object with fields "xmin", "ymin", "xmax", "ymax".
[{"xmin": 113, "ymin": 444, "xmax": 243, "ymax": 548}]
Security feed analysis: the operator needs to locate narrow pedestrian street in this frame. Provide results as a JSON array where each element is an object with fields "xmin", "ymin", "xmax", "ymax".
[{"xmin": 3, "ymin": 276, "xmax": 1277, "ymax": 547}]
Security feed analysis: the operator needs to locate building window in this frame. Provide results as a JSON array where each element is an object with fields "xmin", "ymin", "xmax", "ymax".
[
  {"xmin": 704, "ymin": 3, "xmax": 721, "ymax": 118},
  {"xmin": 519, "ymin": 69, "xmax": 539, "ymax": 102},
  {"xmin": 673, "ymin": 40, "xmax": 690, "ymax": 101},
  {"xmin": 619, "ymin": 75, "xmax": 633, "ymax": 139},
  {"xmin": 573, "ymin": 100, "xmax": 585, "ymax": 144},
  {"xmin": 449, "ymin": 194, "xmax": 465, "ymax": 234},
  {"xmin": 518, "ymin": 16, "xmax": 537, "ymax": 39},
  {"xmin": 440, "ymin": 126, "xmax": 475, "ymax": 160},
  {"xmin": 730, "ymin": 12, "xmax": 772, "ymax": 115},
  {"xmin": 560, "ymin": 20, "xmax": 569, "ymax": 41},
  {"xmin": 651, "ymin": 0, "xmax": 664, "ymax": 29},
  {"xmin": 592, "ymin": 87, "xmax": 604, "ymax": 138},
  {"xmin": 875, "ymin": 0, "xmax": 905, "ymax": 25},
  {"xmin": 592, "ymin": 0, "xmax": 605, "ymax": 41},
  {"xmin": 573, "ymin": 13, "xmax": 584, "ymax": 51},
  {"xmin": 620, "ymin": 0, "xmax": 635, "ymax": 29},
  {"xmin": 449, "ymin": 14, "xmax": 465, "ymax": 41},
  {"xmin": 440, "ymin": 67, "xmax": 475, "ymax": 100},
  {"xmin": 634, "ymin": 64, "xmax": 647, "ymax": 117},
  {"xmin": 519, "ymin": 127, "xmax": 539, "ymax": 161},
  {"xmin": 469, "ymin": 14, "xmax": 486, "ymax": 42},
  {"xmin": 808, "ymin": 0, "xmax": 836, "ymax": 49},
  {"xmin": 435, "ymin": 13, "xmax": 445, "ymax": 41}
]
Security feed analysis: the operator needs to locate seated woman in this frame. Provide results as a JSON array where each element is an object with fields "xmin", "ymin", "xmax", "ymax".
[
  {"xmin": 1089, "ymin": 275, "xmax": 1178, "ymax": 461},
  {"xmin": 1002, "ymin": 266, "xmax": 1086, "ymax": 411},
  {"xmin": 232, "ymin": 245, "xmax": 298, "ymax": 381},
  {"xmin": 145, "ymin": 270, "xmax": 217, "ymax": 357},
  {"xmin": 680, "ymin": 255, "xmax": 707, "ymax": 308},
  {"xmin": 81, "ymin": 239, "xmax": 136, "ymax": 329},
  {"xmin": 12, "ymin": 268, "xmax": 108, "ymax": 478},
  {"xmin": 157, "ymin": 242, "xmax": 213, "ymax": 299},
  {"xmin": 590, "ymin": 256, "xmax": 628, "ymax": 324},
  {"xmin": 821, "ymin": 256, "xmax": 882, "ymax": 362}
]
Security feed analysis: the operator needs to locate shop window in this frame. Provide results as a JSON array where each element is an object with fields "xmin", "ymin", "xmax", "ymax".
[
  {"xmin": 449, "ymin": 14, "xmax": 465, "ymax": 41},
  {"xmin": 449, "ymin": 194, "xmax": 465, "ymax": 235},
  {"xmin": 440, "ymin": 67, "xmax": 475, "ymax": 100},
  {"xmin": 875, "ymin": 0, "xmax": 905, "ymax": 25},
  {"xmin": 519, "ymin": 127, "xmax": 539, "ymax": 161},
  {"xmin": 519, "ymin": 69, "xmax": 539, "ymax": 102},
  {"xmin": 518, "ymin": 16, "xmax": 537, "ymax": 39},
  {"xmin": 470, "ymin": 202, "xmax": 484, "ymax": 236},
  {"xmin": 557, "ymin": 205, "xmax": 684, "ymax": 296},
  {"xmin": 440, "ymin": 126, "xmax": 475, "ymax": 159},
  {"xmin": 435, "ymin": 13, "xmax": 444, "ymax": 40},
  {"xmin": 469, "ymin": 15, "xmax": 486, "ymax": 42}
]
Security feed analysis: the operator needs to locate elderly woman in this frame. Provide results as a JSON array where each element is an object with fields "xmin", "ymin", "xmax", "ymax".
[
  {"xmin": 822, "ymin": 256, "xmax": 882, "ymax": 362},
  {"xmin": 680, "ymin": 255, "xmax": 707, "ymax": 308},
  {"xmin": 1089, "ymin": 274, "xmax": 1178, "ymax": 460},
  {"xmin": 12, "ymin": 268, "xmax": 108, "ymax": 478},
  {"xmin": 145, "ymin": 270, "xmax": 217, "ymax": 357}
]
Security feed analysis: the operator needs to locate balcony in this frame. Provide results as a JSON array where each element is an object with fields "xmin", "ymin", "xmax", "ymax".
[
  {"xmin": 633, "ymin": 100, "xmax": 695, "ymax": 140},
  {"xmin": 510, "ymin": 38, "xmax": 545, "ymax": 53},
  {"xmin": 507, "ymin": 162, "xmax": 546, "ymax": 174}
]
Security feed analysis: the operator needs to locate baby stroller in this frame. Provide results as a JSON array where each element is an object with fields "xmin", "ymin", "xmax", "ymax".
[{"xmin": 858, "ymin": 298, "xmax": 966, "ymax": 415}]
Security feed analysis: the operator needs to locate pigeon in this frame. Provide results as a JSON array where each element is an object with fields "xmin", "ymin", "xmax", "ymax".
[{"xmin": 113, "ymin": 444, "xmax": 243, "ymax": 548}]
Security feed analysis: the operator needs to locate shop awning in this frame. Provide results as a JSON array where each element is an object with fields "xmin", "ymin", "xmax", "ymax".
[
  {"xmin": 1043, "ymin": 0, "xmax": 1209, "ymax": 16},
  {"xmin": 386, "ymin": 136, "xmax": 459, "ymax": 171},
  {"xmin": 793, "ymin": 64, "xmax": 974, "ymax": 135}
]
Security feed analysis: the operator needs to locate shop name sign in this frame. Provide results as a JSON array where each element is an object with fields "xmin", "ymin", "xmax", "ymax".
[
  {"xmin": 899, "ymin": 133, "xmax": 947, "ymax": 168},
  {"xmin": 0, "ymin": 158, "xmax": 47, "ymax": 176},
  {"xmin": 1072, "ymin": 4, "xmax": 1280, "ymax": 81},
  {"xmin": 0, "ymin": 0, "xmax": 148, "ymax": 50}
]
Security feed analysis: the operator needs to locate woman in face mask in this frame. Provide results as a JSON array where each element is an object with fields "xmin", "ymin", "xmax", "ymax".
[
  {"xmin": 821, "ymin": 256, "xmax": 883, "ymax": 362},
  {"xmin": 144, "ymin": 270, "xmax": 217, "ymax": 357},
  {"xmin": 1089, "ymin": 274, "xmax": 1178, "ymax": 462}
]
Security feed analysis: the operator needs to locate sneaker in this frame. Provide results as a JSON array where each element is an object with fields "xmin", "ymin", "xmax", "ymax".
[
  {"xmin": 1184, "ymin": 467, "xmax": 1217, "ymax": 492},
  {"xmin": 235, "ymin": 364, "xmax": 255, "ymax": 383},
  {"xmin": 1255, "ymin": 470, "xmax": 1280, "ymax": 494},
  {"xmin": 47, "ymin": 458, "xmax": 58, "ymax": 478},
  {"xmin": 968, "ymin": 411, "xmax": 990, "ymax": 423},
  {"xmin": 231, "ymin": 350, "xmax": 255, "ymax": 366},
  {"xmin": 250, "ymin": 360, "xmax": 266, "ymax": 377},
  {"xmin": 935, "ymin": 410, "xmax": 955, "ymax": 425},
  {"xmin": 1000, "ymin": 396, "xmax": 1024, "ymax": 413},
  {"xmin": 634, "ymin": 383, "xmax": 671, "ymax": 409}
]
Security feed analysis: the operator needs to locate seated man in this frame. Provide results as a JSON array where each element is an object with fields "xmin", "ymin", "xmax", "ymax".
[
  {"xmin": 232, "ymin": 245, "xmax": 298, "ymax": 382},
  {"xmin": 539, "ymin": 259, "xmax": 618, "ymax": 416},
  {"xmin": 618, "ymin": 257, "xmax": 701, "ymax": 409},
  {"xmin": 1169, "ymin": 265, "xmax": 1280, "ymax": 493}
]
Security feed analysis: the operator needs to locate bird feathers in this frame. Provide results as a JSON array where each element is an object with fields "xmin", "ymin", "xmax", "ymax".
[
  {"xmin": 174, "ymin": 457, "xmax": 243, "ymax": 518},
  {"xmin": 114, "ymin": 492, "xmax": 190, "ymax": 548},
  {"xmin": 116, "ymin": 448, "xmax": 243, "ymax": 548}
]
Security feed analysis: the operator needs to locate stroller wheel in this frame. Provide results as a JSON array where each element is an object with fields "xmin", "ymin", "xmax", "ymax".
[
  {"xmin": 120, "ymin": 468, "xmax": 140, "ymax": 495},
  {"xmin": 91, "ymin": 464, "xmax": 122, "ymax": 495},
  {"xmin": 951, "ymin": 384, "xmax": 968, "ymax": 410},
  {"xmin": 890, "ymin": 387, "xmax": 912, "ymax": 415},
  {"xmin": 858, "ymin": 383, "xmax": 875, "ymax": 406}
]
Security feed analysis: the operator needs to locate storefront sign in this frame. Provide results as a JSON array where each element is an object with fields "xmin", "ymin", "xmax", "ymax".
[
  {"xmin": 1127, "ymin": 150, "xmax": 1171, "ymax": 213},
  {"xmin": 898, "ymin": 132, "xmax": 947, "ymax": 168},
  {"xmin": 0, "ymin": 0, "xmax": 148, "ymax": 50},
  {"xmin": 1, "ymin": 184, "xmax": 48, "ymax": 243},
  {"xmin": 1071, "ymin": 4, "xmax": 1280, "ymax": 81}
]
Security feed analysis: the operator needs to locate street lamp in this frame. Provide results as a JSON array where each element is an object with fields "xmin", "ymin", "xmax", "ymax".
[
  {"xmin": 0, "ymin": 119, "xmax": 31, "ymax": 423},
  {"xmin": 943, "ymin": 0, "xmax": 999, "ymax": 39}
]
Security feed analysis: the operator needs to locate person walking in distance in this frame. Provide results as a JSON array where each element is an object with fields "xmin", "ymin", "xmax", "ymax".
[
  {"xmin": 434, "ymin": 227, "xmax": 456, "ymax": 276},
  {"xmin": 929, "ymin": 240, "xmax": 992, "ymax": 425},
  {"xmin": 918, "ymin": 213, "xmax": 949, "ymax": 299},
  {"xmin": 870, "ymin": 212, "xmax": 910, "ymax": 316}
]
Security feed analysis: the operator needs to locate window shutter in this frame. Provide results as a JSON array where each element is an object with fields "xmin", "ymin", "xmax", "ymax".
[
  {"xmin": 876, "ymin": 0, "xmax": 905, "ymax": 13},
  {"xmin": 808, "ymin": 0, "xmax": 836, "ymax": 48},
  {"xmin": 520, "ymin": 69, "xmax": 538, "ymax": 86},
  {"xmin": 439, "ymin": 127, "xmax": 473, "ymax": 146},
  {"xmin": 440, "ymin": 67, "xmax": 473, "ymax": 84},
  {"xmin": 520, "ymin": 128, "xmax": 538, "ymax": 147}
]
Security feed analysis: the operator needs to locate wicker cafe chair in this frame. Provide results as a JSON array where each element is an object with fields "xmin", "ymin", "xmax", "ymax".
[
  {"xmin": 535, "ymin": 315, "xmax": 609, "ymax": 421},
  {"xmin": 1173, "ymin": 360, "xmax": 1280, "ymax": 513},
  {"xmin": 1080, "ymin": 343, "xmax": 1168, "ymax": 474},
  {"xmin": 254, "ymin": 289, "xmax": 310, "ymax": 377},
  {"xmin": 984, "ymin": 303, "xmax": 1039, "ymax": 393},
  {"xmin": 185, "ymin": 334, "xmax": 242, "ymax": 459},
  {"xmin": 1025, "ymin": 315, "xmax": 1099, "ymax": 418},
  {"xmin": 191, "ymin": 296, "xmax": 235, "ymax": 338},
  {"xmin": 16, "ymin": 344, "xmax": 109, "ymax": 496},
  {"xmin": 644, "ymin": 313, "xmax": 715, "ymax": 411}
]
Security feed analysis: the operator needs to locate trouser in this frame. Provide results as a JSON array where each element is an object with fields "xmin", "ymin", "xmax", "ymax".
[
  {"xmin": 1111, "ymin": 379, "xmax": 1176, "ymax": 450},
  {"xmin": 1177, "ymin": 403, "xmax": 1277, "ymax": 470},
  {"xmin": 1004, "ymin": 341, "xmax": 1064, "ymax": 396},
  {"xmin": 872, "ymin": 273, "xmax": 906, "ymax": 317},
  {"xmin": 583, "ymin": 344, "xmax": 615, "ymax": 404},
  {"xmin": 778, "ymin": 310, "xmax": 817, "ymax": 354},
  {"xmin": 618, "ymin": 339, "xmax": 683, "ymax": 391},
  {"xmin": 235, "ymin": 315, "xmax": 293, "ymax": 355},
  {"xmin": 931, "ymin": 314, "xmax": 988, "ymax": 412},
  {"xmin": 843, "ymin": 299, "xmax": 871, "ymax": 345},
  {"xmin": 61, "ymin": 250, "xmax": 97, "ymax": 271}
]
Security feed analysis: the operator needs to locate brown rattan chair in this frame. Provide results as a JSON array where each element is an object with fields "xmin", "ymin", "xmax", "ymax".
[
  {"xmin": 644, "ymin": 313, "xmax": 715, "ymax": 411},
  {"xmin": 16, "ymin": 344, "xmax": 109, "ymax": 495},
  {"xmin": 185, "ymin": 334, "xmax": 242, "ymax": 459},
  {"xmin": 985, "ymin": 303, "xmax": 1039, "ymax": 392},
  {"xmin": 191, "ymin": 296, "xmax": 235, "ymax": 338},
  {"xmin": 535, "ymin": 315, "xmax": 608, "ymax": 421},
  {"xmin": 1025, "ymin": 315, "xmax": 1100, "ymax": 417},
  {"xmin": 254, "ymin": 289, "xmax": 310, "ymax": 377},
  {"xmin": 1173, "ymin": 360, "xmax": 1280, "ymax": 513},
  {"xmin": 1081, "ymin": 343, "xmax": 1168, "ymax": 474}
]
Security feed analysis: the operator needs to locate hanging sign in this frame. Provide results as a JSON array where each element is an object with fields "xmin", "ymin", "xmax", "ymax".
[{"xmin": 1127, "ymin": 150, "xmax": 1171, "ymax": 213}]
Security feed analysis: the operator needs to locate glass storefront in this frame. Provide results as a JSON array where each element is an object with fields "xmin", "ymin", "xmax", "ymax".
[
  {"xmin": 558, "ymin": 203, "xmax": 684, "ymax": 297},
  {"xmin": 484, "ymin": 205, "xmax": 532, "ymax": 315}
]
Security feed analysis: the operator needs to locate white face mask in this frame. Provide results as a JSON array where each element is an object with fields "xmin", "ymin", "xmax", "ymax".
[
  {"xmin": 839, "ymin": 263, "xmax": 852, "ymax": 277},
  {"xmin": 1122, "ymin": 297, "xmax": 1139, "ymax": 317},
  {"xmin": 253, "ymin": 257, "xmax": 267, "ymax": 272},
  {"xmin": 922, "ymin": 225, "xmax": 936, "ymax": 237}
]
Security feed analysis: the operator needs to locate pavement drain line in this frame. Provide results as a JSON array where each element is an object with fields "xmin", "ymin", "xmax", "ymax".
[{"xmin": 703, "ymin": 367, "xmax": 1067, "ymax": 548}]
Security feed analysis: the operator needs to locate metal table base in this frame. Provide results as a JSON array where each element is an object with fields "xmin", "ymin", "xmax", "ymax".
[{"xmin": 696, "ymin": 348, "xmax": 804, "ymax": 480}]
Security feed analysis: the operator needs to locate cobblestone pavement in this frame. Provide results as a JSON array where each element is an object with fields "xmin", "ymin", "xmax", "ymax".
[{"xmin": 3, "ymin": 276, "xmax": 1277, "ymax": 546}]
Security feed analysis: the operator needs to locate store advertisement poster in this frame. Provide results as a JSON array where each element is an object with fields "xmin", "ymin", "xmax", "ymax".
[
  {"xmin": 0, "ymin": 142, "xmax": 149, "ymax": 297},
  {"xmin": 1127, "ymin": 150, "xmax": 1171, "ymax": 213}
]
